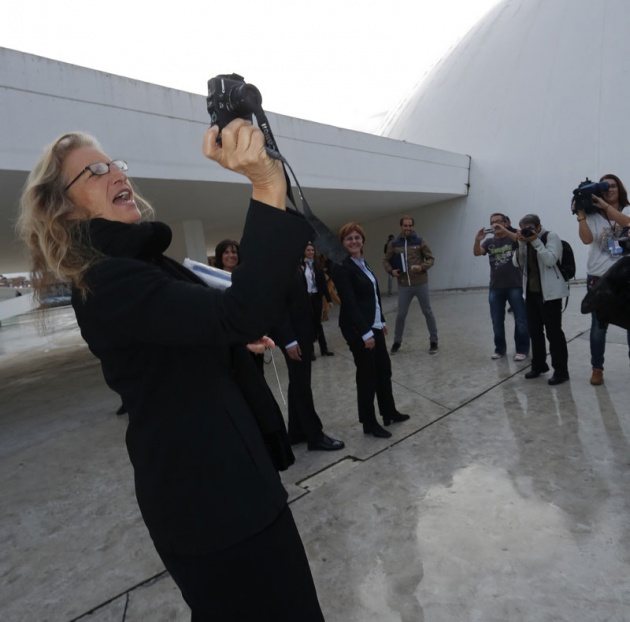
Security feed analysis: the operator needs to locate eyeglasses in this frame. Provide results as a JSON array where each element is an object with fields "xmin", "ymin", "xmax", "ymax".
[
  {"xmin": 64, "ymin": 159, "xmax": 128, "ymax": 192},
  {"xmin": 344, "ymin": 235, "xmax": 363, "ymax": 242},
  {"xmin": 490, "ymin": 219, "xmax": 504, "ymax": 225}
]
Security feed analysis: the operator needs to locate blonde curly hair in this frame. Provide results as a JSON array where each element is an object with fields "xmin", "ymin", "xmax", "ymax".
[{"xmin": 17, "ymin": 132, "xmax": 154, "ymax": 302}]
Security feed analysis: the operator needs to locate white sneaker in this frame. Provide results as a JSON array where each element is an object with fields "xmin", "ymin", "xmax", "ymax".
[
  {"xmin": 491, "ymin": 352, "xmax": 504, "ymax": 359},
  {"xmin": 514, "ymin": 353, "xmax": 528, "ymax": 362}
]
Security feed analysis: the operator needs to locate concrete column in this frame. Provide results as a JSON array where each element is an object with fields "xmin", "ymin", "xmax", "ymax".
[{"xmin": 166, "ymin": 219, "xmax": 208, "ymax": 264}]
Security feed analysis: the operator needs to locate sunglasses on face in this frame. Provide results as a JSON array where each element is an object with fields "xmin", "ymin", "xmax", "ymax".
[{"xmin": 64, "ymin": 159, "xmax": 128, "ymax": 192}]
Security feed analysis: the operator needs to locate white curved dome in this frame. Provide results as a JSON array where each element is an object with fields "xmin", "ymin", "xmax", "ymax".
[{"xmin": 381, "ymin": 0, "xmax": 630, "ymax": 288}]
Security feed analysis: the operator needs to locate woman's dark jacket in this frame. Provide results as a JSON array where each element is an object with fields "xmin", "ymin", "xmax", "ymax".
[
  {"xmin": 332, "ymin": 256, "xmax": 386, "ymax": 341},
  {"xmin": 71, "ymin": 201, "xmax": 311, "ymax": 555}
]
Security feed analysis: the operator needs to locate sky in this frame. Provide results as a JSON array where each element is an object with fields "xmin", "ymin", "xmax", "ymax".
[{"xmin": 2, "ymin": 0, "xmax": 501, "ymax": 133}]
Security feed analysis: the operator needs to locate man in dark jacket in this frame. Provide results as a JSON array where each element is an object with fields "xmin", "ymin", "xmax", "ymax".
[{"xmin": 272, "ymin": 264, "xmax": 345, "ymax": 451}]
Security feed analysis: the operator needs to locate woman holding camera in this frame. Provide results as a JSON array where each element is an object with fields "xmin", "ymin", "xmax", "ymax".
[
  {"xmin": 17, "ymin": 121, "xmax": 324, "ymax": 621},
  {"xmin": 577, "ymin": 173, "xmax": 630, "ymax": 385}
]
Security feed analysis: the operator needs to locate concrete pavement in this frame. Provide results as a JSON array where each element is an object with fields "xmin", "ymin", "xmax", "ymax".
[{"xmin": 2, "ymin": 285, "xmax": 629, "ymax": 621}]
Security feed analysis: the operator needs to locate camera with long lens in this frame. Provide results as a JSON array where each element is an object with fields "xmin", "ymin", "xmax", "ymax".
[
  {"xmin": 572, "ymin": 178, "xmax": 610, "ymax": 215},
  {"xmin": 207, "ymin": 73, "xmax": 263, "ymax": 131}
]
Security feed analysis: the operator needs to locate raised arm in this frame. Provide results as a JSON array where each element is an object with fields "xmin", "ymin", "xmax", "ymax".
[{"xmin": 203, "ymin": 120, "xmax": 286, "ymax": 209}]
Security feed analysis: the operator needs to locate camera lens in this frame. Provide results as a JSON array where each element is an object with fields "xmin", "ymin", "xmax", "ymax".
[{"xmin": 228, "ymin": 83, "xmax": 262, "ymax": 115}]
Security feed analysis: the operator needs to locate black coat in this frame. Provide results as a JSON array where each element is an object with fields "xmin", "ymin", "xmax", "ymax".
[
  {"xmin": 272, "ymin": 267, "xmax": 314, "ymax": 347},
  {"xmin": 71, "ymin": 201, "xmax": 311, "ymax": 555},
  {"xmin": 332, "ymin": 256, "xmax": 385, "ymax": 341},
  {"xmin": 308, "ymin": 260, "xmax": 332, "ymax": 303}
]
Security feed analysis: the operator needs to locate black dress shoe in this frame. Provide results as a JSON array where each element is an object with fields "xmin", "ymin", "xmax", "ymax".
[
  {"xmin": 321, "ymin": 350, "xmax": 335, "ymax": 356},
  {"xmin": 548, "ymin": 374, "xmax": 570, "ymax": 386},
  {"xmin": 383, "ymin": 412, "xmax": 410, "ymax": 426},
  {"xmin": 362, "ymin": 423, "xmax": 392, "ymax": 438},
  {"xmin": 525, "ymin": 366, "xmax": 550, "ymax": 379},
  {"xmin": 307, "ymin": 434, "xmax": 345, "ymax": 451}
]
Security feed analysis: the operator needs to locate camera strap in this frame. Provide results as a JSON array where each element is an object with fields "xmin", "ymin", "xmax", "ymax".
[{"xmin": 252, "ymin": 106, "xmax": 349, "ymax": 265}]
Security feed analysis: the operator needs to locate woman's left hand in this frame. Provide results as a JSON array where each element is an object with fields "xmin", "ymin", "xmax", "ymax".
[
  {"xmin": 246, "ymin": 336, "xmax": 275, "ymax": 354},
  {"xmin": 364, "ymin": 337, "xmax": 375, "ymax": 350}
]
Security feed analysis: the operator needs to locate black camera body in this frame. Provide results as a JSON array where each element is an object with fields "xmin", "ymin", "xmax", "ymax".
[
  {"xmin": 520, "ymin": 227, "xmax": 536, "ymax": 238},
  {"xmin": 572, "ymin": 178, "xmax": 609, "ymax": 215},
  {"xmin": 207, "ymin": 74, "xmax": 263, "ymax": 130}
]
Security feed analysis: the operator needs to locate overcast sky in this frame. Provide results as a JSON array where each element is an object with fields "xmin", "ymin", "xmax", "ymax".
[{"xmin": 3, "ymin": 0, "xmax": 500, "ymax": 133}]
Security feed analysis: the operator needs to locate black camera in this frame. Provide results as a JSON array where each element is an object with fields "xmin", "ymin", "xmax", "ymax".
[
  {"xmin": 572, "ymin": 178, "xmax": 609, "ymax": 215},
  {"xmin": 520, "ymin": 227, "xmax": 536, "ymax": 238},
  {"xmin": 207, "ymin": 74, "xmax": 263, "ymax": 131}
]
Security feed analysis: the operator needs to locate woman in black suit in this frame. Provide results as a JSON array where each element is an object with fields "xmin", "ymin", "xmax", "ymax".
[
  {"xmin": 17, "ymin": 121, "xmax": 323, "ymax": 621},
  {"xmin": 302, "ymin": 242, "xmax": 334, "ymax": 357},
  {"xmin": 332, "ymin": 222, "xmax": 410, "ymax": 438}
]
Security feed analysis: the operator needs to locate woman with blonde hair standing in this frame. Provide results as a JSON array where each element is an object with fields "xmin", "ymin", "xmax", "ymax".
[{"xmin": 17, "ymin": 121, "xmax": 323, "ymax": 621}]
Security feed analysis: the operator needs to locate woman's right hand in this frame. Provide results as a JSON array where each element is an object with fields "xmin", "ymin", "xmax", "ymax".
[
  {"xmin": 203, "ymin": 120, "xmax": 286, "ymax": 209},
  {"xmin": 591, "ymin": 194, "xmax": 610, "ymax": 212}
]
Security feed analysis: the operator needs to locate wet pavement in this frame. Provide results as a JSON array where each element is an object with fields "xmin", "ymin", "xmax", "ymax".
[{"xmin": 2, "ymin": 285, "xmax": 629, "ymax": 621}]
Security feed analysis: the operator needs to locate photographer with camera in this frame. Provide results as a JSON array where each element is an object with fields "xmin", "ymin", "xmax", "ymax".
[
  {"xmin": 17, "ymin": 120, "xmax": 326, "ymax": 620},
  {"xmin": 474, "ymin": 213, "xmax": 529, "ymax": 361},
  {"xmin": 575, "ymin": 173, "xmax": 630, "ymax": 385},
  {"xmin": 513, "ymin": 215, "xmax": 570, "ymax": 385}
]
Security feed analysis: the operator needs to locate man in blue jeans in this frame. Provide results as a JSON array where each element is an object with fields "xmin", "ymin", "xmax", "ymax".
[{"xmin": 474, "ymin": 213, "xmax": 529, "ymax": 361}]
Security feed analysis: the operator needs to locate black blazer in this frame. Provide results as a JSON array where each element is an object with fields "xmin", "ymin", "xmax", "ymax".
[
  {"xmin": 332, "ymin": 256, "xmax": 386, "ymax": 341},
  {"xmin": 271, "ymin": 267, "xmax": 314, "ymax": 348},
  {"xmin": 72, "ymin": 201, "xmax": 311, "ymax": 555},
  {"xmin": 303, "ymin": 260, "xmax": 332, "ymax": 303}
]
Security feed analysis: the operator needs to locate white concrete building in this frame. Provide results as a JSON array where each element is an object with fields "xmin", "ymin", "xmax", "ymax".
[
  {"xmin": 3, "ymin": 0, "xmax": 625, "ymax": 292},
  {"xmin": 380, "ymin": 0, "xmax": 630, "ymax": 288},
  {"xmin": 0, "ymin": 48, "xmax": 468, "ymax": 286}
]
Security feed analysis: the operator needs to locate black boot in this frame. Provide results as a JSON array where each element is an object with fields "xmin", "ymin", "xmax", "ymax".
[
  {"xmin": 362, "ymin": 422, "xmax": 392, "ymax": 438},
  {"xmin": 383, "ymin": 412, "xmax": 410, "ymax": 426}
]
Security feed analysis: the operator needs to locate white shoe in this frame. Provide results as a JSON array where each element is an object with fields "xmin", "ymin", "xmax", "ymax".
[
  {"xmin": 491, "ymin": 352, "xmax": 504, "ymax": 359},
  {"xmin": 514, "ymin": 353, "xmax": 528, "ymax": 362}
]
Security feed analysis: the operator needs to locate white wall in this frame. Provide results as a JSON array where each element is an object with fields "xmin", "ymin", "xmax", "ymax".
[
  {"xmin": 0, "ymin": 47, "xmax": 470, "ymax": 275},
  {"xmin": 383, "ymin": 0, "xmax": 630, "ymax": 288}
]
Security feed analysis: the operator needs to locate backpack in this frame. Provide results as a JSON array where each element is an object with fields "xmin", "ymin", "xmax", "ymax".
[
  {"xmin": 541, "ymin": 232, "xmax": 575, "ymax": 281},
  {"xmin": 581, "ymin": 256, "xmax": 630, "ymax": 330}
]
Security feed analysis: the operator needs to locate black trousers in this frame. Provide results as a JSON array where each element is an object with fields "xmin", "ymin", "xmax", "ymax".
[
  {"xmin": 309, "ymin": 293, "xmax": 329, "ymax": 354},
  {"xmin": 346, "ymin": 328, "xmax": 397, "ymax": 425},
  {"xmin": 157, "ymin": 505, "xmax": 324, "ymax": 622},
  {"xmin": 282, "ymin": 339, "xmax": 324, "ymax": 443},
  {"xmin": 525, "ymin": 292, "xmax": 568, "ymax": 375}
]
